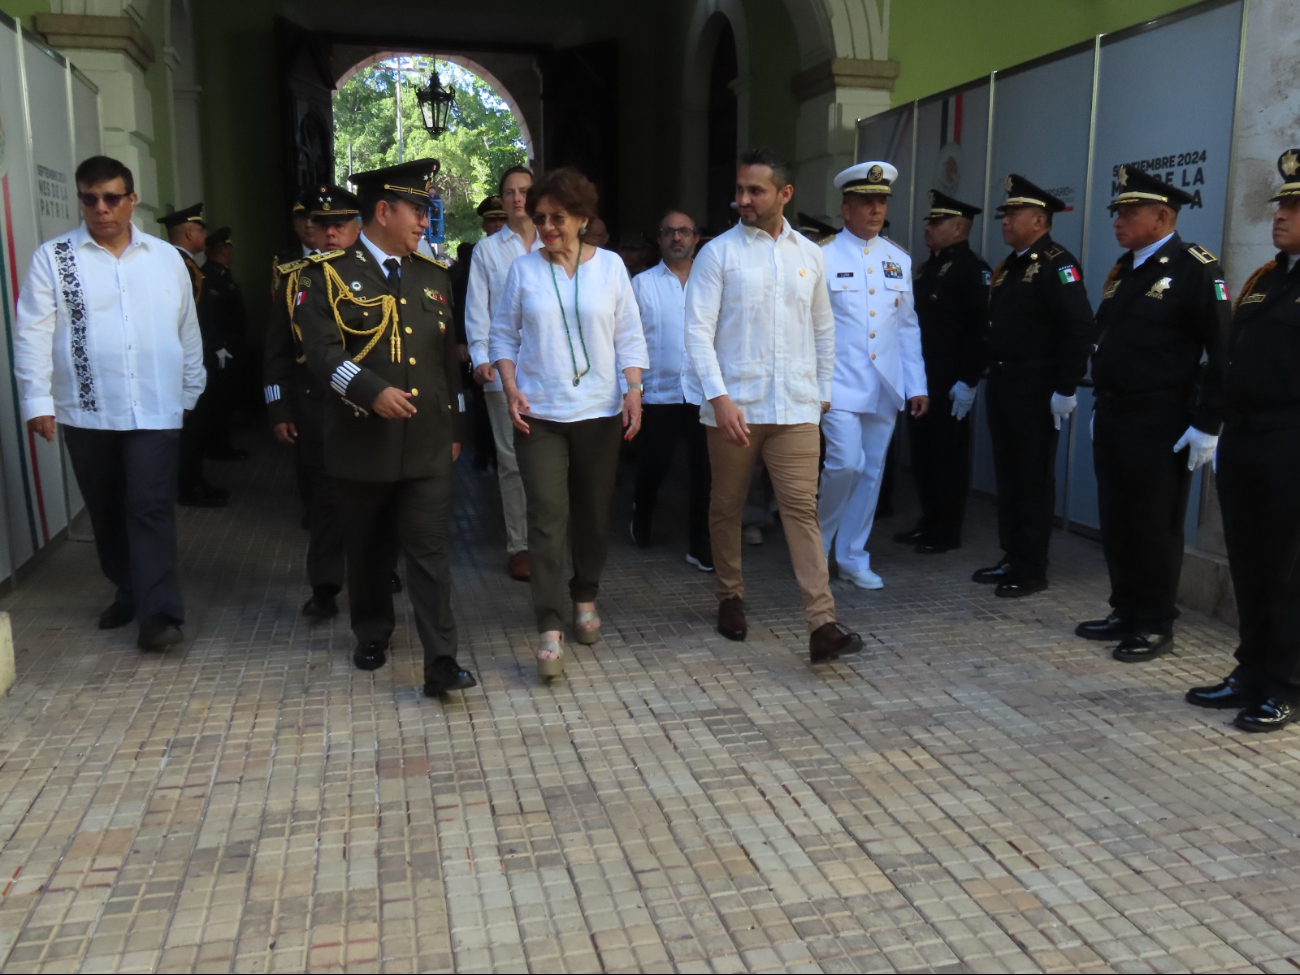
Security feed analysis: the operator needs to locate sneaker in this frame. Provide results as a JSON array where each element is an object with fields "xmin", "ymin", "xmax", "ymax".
[
  {"xmin": 685, "ymin": 551, "xmax": 714, "ymax": 573},
  {"xmin": 841, "ymin": 567, "xmax": 884, "ymax": 590}
]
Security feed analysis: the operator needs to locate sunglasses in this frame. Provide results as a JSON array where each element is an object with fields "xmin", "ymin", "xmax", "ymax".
[
  {"xmin": 531, "ymin": 213, "xmax": 571, "ymax": 228},
  {"xmin": 78, "ymin": 192, "xmax": 131, "ymax": 209},
  {"xmin": 659, "ymin": 227, "xmax": 696, "ymax": 238}
]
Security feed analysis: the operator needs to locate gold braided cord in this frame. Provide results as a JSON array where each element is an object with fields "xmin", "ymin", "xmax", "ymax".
[
  {"xmin": 1103, "ymin": 261, "xmax": 1122, "ymax": 295},
  {"xmin": 1234, "ymin": 260, "xmax": 1277, "ymax": 314},
  {"xmin": 320, "ymin": 262, "xmax": 402, "ymax": 363}
]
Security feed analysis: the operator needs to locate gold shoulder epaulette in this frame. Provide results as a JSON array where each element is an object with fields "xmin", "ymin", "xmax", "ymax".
[
  {"xmin": 411, "ymin": 250, "xmax": 450, "ymax": 269},
  {"xmin": 1234, "ymin": 260, "xmax": 1277, "ymax": 313},
  {"xmin": 276, "ymin": 256, "xmax": 309, "ymax": 274},
  {"xmin": 885, "ymin": 236, "xmax": 910, "ymax": 256},
  {"xmin": 1187, "ymin": 243, "xmax": 1217, "ymax": 265},
  {"xmin": 307, "ymin": 249, "xmax": 346, "ymax": 263},
  {"xmin": 818, "ymin": 234, "xmax": 836, "ymax": 247},
  {"xmin": 1043, "ymin": 244, "xmax": 1065, "ymax": 260}
]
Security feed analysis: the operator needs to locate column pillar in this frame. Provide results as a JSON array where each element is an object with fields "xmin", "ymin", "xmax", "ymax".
[
  {"xmin": 1178, "ymin": 0, "xmax": 1300, "ymax": 624},
  {"xmin": 791, "ymin": 58, "xmax": 898, "ymax": 221}
]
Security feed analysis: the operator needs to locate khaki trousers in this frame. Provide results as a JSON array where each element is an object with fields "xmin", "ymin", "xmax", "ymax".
[
  {"xmin": 706, "ymin": 423, "xmax": 836, "ymax": 631},
  {"xmin": 484, "ymin": 390, "xmax": 530, "ymax": 555}
]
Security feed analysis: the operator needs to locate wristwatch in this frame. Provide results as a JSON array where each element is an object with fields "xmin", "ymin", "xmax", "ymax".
[{"xmin": 627, "ymin": 383, "xmax": 644, "ymax": 393}]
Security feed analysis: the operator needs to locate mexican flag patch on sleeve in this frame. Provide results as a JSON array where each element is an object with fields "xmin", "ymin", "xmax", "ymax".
[
  {"xmin": 1213, "ymin": 280, "xmax": 1230, "ymax": 301},
  {"xmin": 1058, "ymin": 265, "xmax": 1081, "ymax": 284}
]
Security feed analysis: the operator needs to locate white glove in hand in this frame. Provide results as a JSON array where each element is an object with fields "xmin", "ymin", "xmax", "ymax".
[
  {"xmin": 1049, "ymin": 392, "xmax": 1077, "ymax": 431},
  {"xmin": 949, "ymin": 381, "xmax": 977, "ymax": 420},
  {"xmin": 1173, "ymin": 426, "xmax": 1218, "ymax": 471},
  {"xmin": 216, "ymin": 347, "xmax": 233, "ymax": 369}
]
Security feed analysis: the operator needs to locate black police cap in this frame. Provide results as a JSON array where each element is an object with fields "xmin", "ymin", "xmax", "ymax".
[
  {"xmin": 995, "ymin": 174, "xmax": 1065, "ymax": 214},
  {"xmin": 157, "ymin": 201, "xmax": 204, "ymax": 228},
  {"xmin": 1109, "ymin": 165, "xmax": 1194, "ymax": 210},
  {"xmin": 926, "ymin": 189, "xmax": 981, "ymax": 221}
]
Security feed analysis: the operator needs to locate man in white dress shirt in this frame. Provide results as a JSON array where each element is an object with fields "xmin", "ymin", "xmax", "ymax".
[
  {"xmin": 14, "ymin": 155, "xmax": 205, "ymax": 650},
  {"xmin": 685, "ymin": 147, "xmax": 863, "ymax": 665},
  {"xmin": 630, "ymin": 209, "xmax": 712, "ymax": 571},
  {"xmin": 466, "ymin": 165, "xmax": 537, "ymax": 581},
  {"xmin": 818, "ymin": 161, "xmax": 929, "ymax": 590}
]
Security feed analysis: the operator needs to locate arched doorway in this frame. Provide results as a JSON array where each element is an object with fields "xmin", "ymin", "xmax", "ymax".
[{"xmin": 705, "ymin": 20, "xmax": 739, "ymax": 233}]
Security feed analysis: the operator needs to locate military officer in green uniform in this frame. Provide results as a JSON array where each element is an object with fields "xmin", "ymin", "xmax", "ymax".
[
  {"xmin": 1079, "ymin": 167, "xmax": 1230, "ymax": 662},
  {"xmin": 295, "ymin": 159, "xmax": 476, "ymax": 696},
  {"xmin": 265, "ymin": 185, "xmax": 362, "ymax": 622}
]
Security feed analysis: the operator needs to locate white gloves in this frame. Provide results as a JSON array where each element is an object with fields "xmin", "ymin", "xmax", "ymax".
[
  {"xmin": 1173, "ymin": 426, "xmax": 1219, "ymax": 471},
  {"xmin": 1050, "ymin": 392, "xmax": 1077, "ymax": 431},
  {"xmin": 949, "ymin": 381, "xmax": 977, "ymax": 420},
  {"xmin": 216, "ymin": 347, "xmax": 234, "ymax": 369}
]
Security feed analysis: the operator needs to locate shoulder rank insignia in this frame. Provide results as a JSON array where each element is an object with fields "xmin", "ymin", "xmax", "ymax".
[
  {"xmin": 411, "ymin": 251, "xmax": 450, "ymax": 269},
  {"xmin": 1043, "ymin": 244, "xmax": 1065, "ymax": 260},
  {"xmin": 818, "ymin": 234, "xmax": 836, "ymax": 247},
  {"xmin": 276, "ymin": 256, "xmax": 309, "ymax": 274},
  {"xmin": 307, "ymin": 249, "xmax": 345, "ymax": 263},
  {"xmin": 1187, "ymin": 244, "xmax": 1217, "ymax": 265}
]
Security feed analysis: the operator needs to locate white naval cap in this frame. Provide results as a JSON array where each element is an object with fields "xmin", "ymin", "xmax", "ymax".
[{"xmin": 834, "ymin": 160, "xmax": 897, "ymax": 195}]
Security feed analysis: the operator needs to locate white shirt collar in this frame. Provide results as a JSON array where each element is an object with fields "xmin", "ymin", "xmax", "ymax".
[
  {"xmin": 839, "ymin": 228, "xmax": 880, "ymax": 248},
  {"xmin": 1132, "ymin": 232, "xmax": 1176, "ymax": 268},
  {"xmin": 74, "ymin": 221, "xmax": 147, "ymax": 253},
  {"xmin": 359, "ymin": 230, "xmax": 401, "ymax": 267},
  {"xmin": 738, "ymin": 216, "xmax": 794, "ymax": 244},
  {"xmin": 500, "ymin": 222, "xmax": 539, "ymax": 247},
  {"xmin": 1015, "ymin": 246, "xmax": 1031, "ymax": 258}
]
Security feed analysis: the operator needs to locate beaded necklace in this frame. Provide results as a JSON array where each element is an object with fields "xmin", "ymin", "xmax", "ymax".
[{"xmin": 548, "ymin": 242, "xmax": 592, "ymax": 386}]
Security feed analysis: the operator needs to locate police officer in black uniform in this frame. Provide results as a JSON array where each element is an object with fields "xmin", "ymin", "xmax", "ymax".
[
  {"xmin": 295, "ymin": 159, "xmax": 476, "ymax": 696},
  {"xmin": 895, "ymin": 190, "xmax": 990, "ymax": 553},
  {"xmin": 199, "ymin": 226, "xmax": 249, "ymax": 461},
  {"xmin": 1078, "ymin": 167, "xmax": 1230, "ymax": 661},
  {"xmin": 160, "ymin": 203, "xmax": 229, "ymax": 508},
  {"xmin": 1187, "ymin": 149, "xmax": 1300, "ymax": 732},
  {"xmin": 264, "ymin": 185, "xmax": 362, "ymax": 621},
  {"xmin": 974, "ymin": 175, "xmax": 1095, "ymax": 596}
]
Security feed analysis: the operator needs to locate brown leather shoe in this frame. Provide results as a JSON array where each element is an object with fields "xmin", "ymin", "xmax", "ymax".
[
  {"xmin": 809, "ymin": 621, "xmax": 863, "ymax": 664},
  {"xmin": 717, "ymin": 596, "xmax": 747, "ymax": 641},
  {"xmin": 508, "ymin": 551, "xmax": 531, "ymax": 581}
]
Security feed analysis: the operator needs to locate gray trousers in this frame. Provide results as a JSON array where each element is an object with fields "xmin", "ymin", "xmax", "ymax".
[{"xmin": 63, "ymin": 426, "xmax": 184, "ymax": 630}]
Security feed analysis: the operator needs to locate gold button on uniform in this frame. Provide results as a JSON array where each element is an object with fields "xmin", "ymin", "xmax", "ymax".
[
  {"xmin": 411, "ymin": 388, "xmax": 419, "ymax": 396},
  {"xmin": 405, "ymin": 326, "xmax": 413, "ymax": 334},
  {"xmin": 409, "ymin": 357, "xmax": 416, "ymax": 365},
  {"xmin": 869, "ymin": 288, "xmax": 875, "ymax": 294},
  {"xmin": 867, "ymin": 267, "xmax": 873, "ymax": 274},
  {"xmin": 869, "ymin": 332, "xmax": 876, "ymax": 338},
  {"xmin": 400, "ymin": 297, "xmax": 408, "ymax": 305},
  {"xmin": 870, "ymin": 310, "xmax": 876, "ymax": 317},
  {"xmin": 894, "ymin": 298, "xmax": 899, "ymax": 307},
  {"xmin": 871, "ymin": 353, "xmax": 877, "ymax": 360}
]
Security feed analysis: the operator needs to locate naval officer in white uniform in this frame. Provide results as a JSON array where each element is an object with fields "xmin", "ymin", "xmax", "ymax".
[{"xmin": 818, "ymin": 160, "xmax": 929, "ymax": 589}]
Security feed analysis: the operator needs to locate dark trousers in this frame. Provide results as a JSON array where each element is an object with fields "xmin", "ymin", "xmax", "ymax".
[
  {"xmin": 335, "ymin": 466, "xmax": 457, "ymax": 670},
  {"xmin": 1219, "ymin": 420, "xmax": 1300, "ymax": 695},
  {"xmin": 633, "ymin": 402, "xmax": 711, "ymax": 555},
  {"xmin": 515, "ymin": 414, "xmax": 623, "ymax": 633},
  {"xmin": 986, "ymin": 368, "xmax": 1059, "ymax": 582},
  {"xmin": 291, "ymin": 378, "xmax": 346, "ymax": 593},
  {"xmin": 63, "ymin": 426, "xmax": 184, "ymax": 629},
  {"xmin": 178, "ymin": 365, "xmax": 218, "ymax": 489},
  {"xmin": 907, "ymin": 368, "xmax": 971, "ymax": 545},
  {"xmin": 1093, "ymin": 392, "xmax": 1192, "ymax": 631}
]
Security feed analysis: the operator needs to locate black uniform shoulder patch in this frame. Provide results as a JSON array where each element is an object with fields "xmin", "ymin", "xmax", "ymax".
[{"xmin": 1186, "ymin": 243, "xmax": 1217, "ymax": 265}]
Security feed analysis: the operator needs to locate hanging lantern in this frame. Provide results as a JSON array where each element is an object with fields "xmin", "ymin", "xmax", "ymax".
[{"xmin": 416, "ymin": 72, "xmax": 456, "ymax": 139}]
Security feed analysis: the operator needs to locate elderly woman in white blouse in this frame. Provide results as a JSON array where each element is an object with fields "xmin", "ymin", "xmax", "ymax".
[{"xmin": 489, "ymin": 167, "xmax": 648, "ymax": 679}]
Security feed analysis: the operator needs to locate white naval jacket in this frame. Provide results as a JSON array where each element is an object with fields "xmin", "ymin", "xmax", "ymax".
[{"xmin": 821, "ymin": 229, "xmax": 926, "ymax": 413}]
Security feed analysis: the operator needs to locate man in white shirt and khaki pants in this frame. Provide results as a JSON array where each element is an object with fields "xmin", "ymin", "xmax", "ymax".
[
  {"xmin": 14, "ymin": 155, "xmax": 206, "ymax": 651},
  {"xmin": 686, "ymin": 147, "xmax": 863, "ymax": 665}
]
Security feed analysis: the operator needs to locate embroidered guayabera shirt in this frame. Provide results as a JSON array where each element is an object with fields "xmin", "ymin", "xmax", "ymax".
[{"xmin": 14, "ymin": 223, "xmax": 205, "ymax": 430}]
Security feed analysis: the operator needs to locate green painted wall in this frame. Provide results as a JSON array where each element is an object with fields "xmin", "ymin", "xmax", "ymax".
[{"xmin": 890, "ymin": 0, "xmax": 1207, "ymax": 104}]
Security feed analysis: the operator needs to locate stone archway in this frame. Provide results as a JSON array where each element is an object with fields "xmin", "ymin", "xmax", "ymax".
[{"xmin": 335, "ymin": 51, "xmax": 535, "ymax": 163}]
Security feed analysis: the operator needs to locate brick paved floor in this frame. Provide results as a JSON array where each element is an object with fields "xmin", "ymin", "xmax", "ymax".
[{"xmin": 0, "ymin": 433, "xmax": 1296, "ymax": 974}]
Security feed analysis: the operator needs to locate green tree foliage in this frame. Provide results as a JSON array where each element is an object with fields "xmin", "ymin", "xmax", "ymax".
[{"xmin": 333, "ymin": 57, "xmax": 527, "ymax": 255}]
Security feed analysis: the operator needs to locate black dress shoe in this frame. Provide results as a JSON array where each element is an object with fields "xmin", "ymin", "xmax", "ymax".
[
  {"xmin": 424, "ymin": 655, "xmax": 478, "ymax": 695},
  {"xmin": 995, "ymin": 578, "xmax": 1047, "ymax": 597},
  {"xmin": 1075, "ymin": 614, "xmax": 1134, "ymax": 641},
  {"xmin": 717, "ymin": 596, "xmax": 747, "ymax": 641},
  {"xmin": 178, "ymin": 481, "xmax": 228, "ymax": 508},
  {"xmin": 1234, "ymin": 698, "xmax": 1299, "ymax": 733},
  {"xmin": 1186, "ymin": 675, "xmax": 1264, "ymax": 710},
  {"xmin": 353, "ymin": 639, "xmax": 388, "ymax": 671},
  {"xmin": 972, "ymin": 559, "xmax": 1014, "ymax": 584},
  {"xmin": 893, "ymin": 527, "xmax": 928, "ymax": 545},
  {"xmin": 137, "ymin": 616, "xmax": 183, "ymax": 651},
  {"xmin": 1111, "ymin": 631, "xmax": 1173, "ymax": 662},
  {"xmin": 809, "ymin": 621, "xmax": 863, "ymax": 663},
  {"xmin": 389, "ymin": 572, "xmax": 403, "ymax": 594},
  {"xmin": 916, "ymin": 541, "xmax": 959, "ymax": 555},
  {"xmin": 301, "ymin": 589, "xmax": 338, "ymax": 621},
  {"xmin": 98, "ymin": 600, "xmax": 135, "ymax": 630}
]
